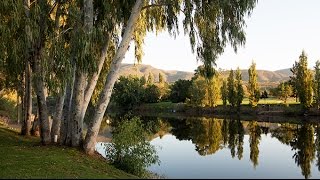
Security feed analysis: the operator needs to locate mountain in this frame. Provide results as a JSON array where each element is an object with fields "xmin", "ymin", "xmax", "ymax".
[
  {"xmin": 118, "ymin": 63, "xmax": 292, "ymax": 86},
  {"xmin": 119, "ymin": 63, "xmax": 194, "ymax": 83},
  {"xmin": 219, "ymin": 69, "xmax": 292, "ymax": 83}
]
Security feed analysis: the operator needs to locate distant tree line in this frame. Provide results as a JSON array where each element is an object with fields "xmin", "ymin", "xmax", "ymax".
[
  {"xmin": 112, "ymin": 50, "xmax": 320, "ymax": 112},
  {"xmin": 112, "ymin": 61, "xmax": 257, "ymax": 111}
]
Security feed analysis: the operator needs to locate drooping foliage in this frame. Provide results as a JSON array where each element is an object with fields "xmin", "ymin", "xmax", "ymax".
[{"xmin": 0, "ymin": 0, "xmax": 259, "ymax": 150}]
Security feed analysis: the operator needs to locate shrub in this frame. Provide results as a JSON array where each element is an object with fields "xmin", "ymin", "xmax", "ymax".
[{"xmin": 105, "ymin": 117, "xmax": 160, "ymax": 177}]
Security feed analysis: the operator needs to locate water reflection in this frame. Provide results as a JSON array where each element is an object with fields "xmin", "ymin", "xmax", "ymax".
[
  {"xmin": 98, "ymin": 115, "xmax": 320, "ymax": 179},
  {"xmin": 291, "ymin": 123, "xmax": 315, "ymax": 179}
]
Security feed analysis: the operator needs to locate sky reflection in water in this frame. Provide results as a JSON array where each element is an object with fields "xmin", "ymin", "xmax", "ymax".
[{"xmin": 97, "ymin": 117, "xmax": 320, "ymax": 179}]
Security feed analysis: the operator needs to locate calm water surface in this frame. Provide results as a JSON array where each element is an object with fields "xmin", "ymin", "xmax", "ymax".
[{"xmin": 96, "ymin": 116, "xmax": 320, "ymax": 179}]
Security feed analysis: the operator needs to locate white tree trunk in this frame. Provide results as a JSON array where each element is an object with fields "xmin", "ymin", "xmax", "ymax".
[
  {"xmin": 83, "ymin": 0, "xmax": 144, "ymax": 155},
  {"xmin": 69, "ymin": 0, "xmax": 93, "ymax": 147},
  {"xmin": 80, "ymin": 35, "xmax": 111, "ymax": 123},
  {"xmin": 70, "ymin": 71, "xmax": 86, "ymax": 146},
  {"xmin": 51, "ymin": 87, "xmax": 66, "ymax": 142}
]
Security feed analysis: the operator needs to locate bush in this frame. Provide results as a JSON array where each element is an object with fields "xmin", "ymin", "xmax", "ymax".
[{"xmin": 105, "ymin": 117, "xmax": 160, "ymax": 177}]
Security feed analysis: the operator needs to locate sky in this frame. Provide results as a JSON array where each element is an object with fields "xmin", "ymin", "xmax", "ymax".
[{"xmin": 123, "ymin": 0, "xmax": 320, "ymax": 73}]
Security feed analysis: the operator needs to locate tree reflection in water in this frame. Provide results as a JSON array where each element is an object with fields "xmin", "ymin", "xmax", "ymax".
[
  {"xmin": 103, "ymin": 114, "xmax": 320, "ymax": 179},
  {"xmin": 290, "ymin": 123, "xmax": 315, "ymax": 179},
  {"xmin": 248, "ymin": 121, "xmax": 262, "ymax": 169}
]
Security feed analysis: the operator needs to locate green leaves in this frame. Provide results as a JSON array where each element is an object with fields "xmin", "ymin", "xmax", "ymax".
[
  {"xmin": 183, "ymin": 0, "xmax": 257, "ymax": 76},
  {"xmin": 291, "ymin": 51, "xmax": 313, "ymax": 109},
  {"xmin": 248, "ymin": 61, "xmax": 259, "ymax": 107},
  {"xmin": 105, "ymin": 117, "xmax": 160, "ymax": 177}
]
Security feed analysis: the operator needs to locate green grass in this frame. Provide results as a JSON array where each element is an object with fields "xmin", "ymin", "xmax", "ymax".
[
  {"xmin": 213, "ymin": 97, "xmax": 299, "ymax": 106},
  {"xmin": 0, "ymin": 124, "xmax": 137, "ymax": 179},
  {"xmin": 241, "ymin": 97, "xmax": 299, "ymax": 105}
]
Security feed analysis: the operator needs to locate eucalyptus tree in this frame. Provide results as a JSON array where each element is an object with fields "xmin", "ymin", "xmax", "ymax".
[
  {"xmin": 248, "ymin": 61, "xmax": 260, "ymax": 107},
  {"xmin": 83, "ymin": 0, "xmax": 257, "ymax": 154},
  {"xmin": 1, "ymin": 0, "xmax": 258, "ymax": 152},
  {"xmin": 0, "ymin": 0, "xmax": 43, "ymax": 136}
]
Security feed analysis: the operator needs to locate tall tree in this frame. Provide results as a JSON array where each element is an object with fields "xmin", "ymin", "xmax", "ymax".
[
  {"xmin": 278, "ymin": 82, "xmax": 292, "ymax": 105},
  {"xmin": 0, "ymin": 0, "xmax": 34, "ymax": 136},
  {"xmin": 221, "ymin": 79, "xmax": 228, "ymax": 107},
  {"xmin": 147, "ymin": 72, "xmax": 154, "ymax": 85},
  {"xmin": 0, "ymin": 0, "xmax": 259, "ymax": 152},
  {"xmin": 190, "ymin": 66, "xmax": 220, "ymax": 107},
  {"xmin": 207, "ymin": 74, "xmax": 221, "ymax": 107},
  {"xmin": 235, "ymin": 67, "xmax": 244, "ymax": 111},
  {"xmin": 189, "ymin": 77, "xmax": 208, "ymax": 107},
  {"xmin": 295, "ymin": 51, "xmax": 313, "ymax": 110},
  {"xmin": 289, "ymin": 61, "xmax": 299, "ymax": 102},
  {"xmin": 314, "ymin": 60, "xmax": 320, "ymax": 109},
  {"xmin": 83, "ymin": 0, "xmax": 146, "ymax": 154},
  {"xmin": 248, "ymin": 61, "xmax": 260, "ymax": 107},
  {"xmin": 158, "ymin": 73, "xmax": 165, "ymax": 85},
  {"xmin": 227, "ymin": 69, "xmax": 236, "ymax": 108}
]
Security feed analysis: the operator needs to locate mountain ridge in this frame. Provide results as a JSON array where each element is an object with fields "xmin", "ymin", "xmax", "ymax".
[{"xmin": 119, "ymin": 63, "xmax": 292, "ymax": 85}]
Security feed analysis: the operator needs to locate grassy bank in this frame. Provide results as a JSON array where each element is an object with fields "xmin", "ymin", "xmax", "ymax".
[{"xmin": 0, "ymin": 123, "xmax": 137, "ymax": 179}]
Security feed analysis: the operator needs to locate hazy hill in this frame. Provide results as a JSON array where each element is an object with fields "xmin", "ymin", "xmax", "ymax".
[
  {"xmin": 119, "ymin": 63, "xmax": 194, "ymax": 83},
  {"xmin": 219, "ymin": 69, "xmax": 292, "ymax": 83},
  {"xmin": 118, "ymin": 63, "xmax": 292, "ymax": 86}
]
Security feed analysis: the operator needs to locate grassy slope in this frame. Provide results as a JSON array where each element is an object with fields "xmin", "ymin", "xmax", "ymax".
[{"xmin": 0, "ymin": 124, "xmax": 137, "ymax": 179}]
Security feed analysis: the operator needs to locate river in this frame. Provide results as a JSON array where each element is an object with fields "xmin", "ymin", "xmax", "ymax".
[{"xmin": 96, "ymin": 115, "xmax": 320, "ymax": 179}]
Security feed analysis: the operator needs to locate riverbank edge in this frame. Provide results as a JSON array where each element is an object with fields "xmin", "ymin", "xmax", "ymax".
[{"xmin": 134, "ymin": 102, "xmax": 320, "ymax": 118}]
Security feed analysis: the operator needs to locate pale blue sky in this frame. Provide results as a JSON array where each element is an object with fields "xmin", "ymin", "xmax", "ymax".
[{"xmin": 123, "ymin": 0, "xmax": 320, "ymax": 72}]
